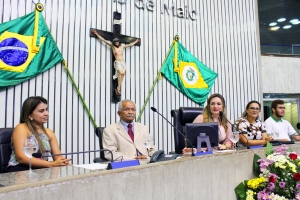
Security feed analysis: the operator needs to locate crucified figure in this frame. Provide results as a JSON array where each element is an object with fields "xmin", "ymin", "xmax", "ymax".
[{"xmin": 92, "ymin": 29, "xmax": 140, "ymax": 95}]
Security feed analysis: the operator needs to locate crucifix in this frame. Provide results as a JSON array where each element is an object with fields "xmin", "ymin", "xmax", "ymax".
[{"xmin": 90, "ymin": 3, "xmax": 141, "ymax": 102}]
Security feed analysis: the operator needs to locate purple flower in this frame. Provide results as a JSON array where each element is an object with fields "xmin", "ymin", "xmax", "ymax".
[
  {"xmin": 257, "ymin": 158, "xmax": 274, "ymax": 172},
  {"xmin": 279, "ymin": 182, "xmax": 285, "ymax": 188},
  {"xmin": 259, "ymin": 161, "xmax": 270, "ymax": 171},
  {"xmin": 270, "ymin": 173, "xmax": 277, "ymax": 178},
  {"xmin": 257, "ymin": 190, "xmax": 270, "ymax": 200},
  {"xmin": 274, "ymin": 144, "xmax": 289, "ymax": 154},
  {"xmin": 297, "ymin": 183, "xmax": 300, "ymax": 189},
  {"xmin": 296, "ymin": 193, "xmax": 300, "ymax": 200},
  {"xmin": 268, "ymin": 182, "xmax": 275, "ymax": 190}
]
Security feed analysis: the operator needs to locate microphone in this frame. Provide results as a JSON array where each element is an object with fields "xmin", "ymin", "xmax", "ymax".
[
  {"xmin": 219, "ymin": 111, "xmax": 249, "ymax": 149},
  {"xmin": 151, "ymin": 106, "xmax": 195, "ymax": 156},
  {"xmin": 297, "ymin": 123, "xmax": 300, "ymax": 130},
  {"xmin": 32, "ymin": 149, "xmax": 114, "ymax": 162}
]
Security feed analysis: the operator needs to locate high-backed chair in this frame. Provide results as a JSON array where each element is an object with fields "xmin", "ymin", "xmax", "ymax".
[
  {"xmin": 93, "ymin": 127, "xmax": 108, "ymax": 163},
  {"xmin": 0, "ymin": 128, "xmax": 14, "ymax": 173},
  {"xmin": 171, "ymin": 107, "xmax": 203, "ymax": 154}
]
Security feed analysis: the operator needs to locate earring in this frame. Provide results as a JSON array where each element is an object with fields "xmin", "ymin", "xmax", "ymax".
[{"xmin": 29, "ymin": 117, "xmax": 33, "ymax": 121}]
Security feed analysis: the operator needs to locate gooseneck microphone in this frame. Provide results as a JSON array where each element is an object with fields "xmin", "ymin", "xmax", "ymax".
[
  {"xmin": 151, "ymin": 107, "xmax": 195, "ymax": 156},
  {"xmin": 219, "ymin": 111, "xmax": 249, "ymax": 149},
  {"xmin": 297, "ymin": 123, "xmax": 300, "ymax": 130},
  {"xmin": 32, "ymin": 149, "xmax": 114, "ymax": 162}
]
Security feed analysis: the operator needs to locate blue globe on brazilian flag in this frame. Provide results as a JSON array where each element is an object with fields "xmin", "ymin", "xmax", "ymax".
[
  {"xmin": 160, "ymin": 40, "xmax": 218, "ymax": 105},
  {"xmin": 0, "ymin": 7, "xmax": 63, "ymax": 90}
]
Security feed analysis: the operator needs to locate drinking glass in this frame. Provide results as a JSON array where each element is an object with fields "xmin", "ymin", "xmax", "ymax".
[
  {"xmin": 23, "ymin": 138, "xmax": 38, "ymax": 174},
  {"xmin": 228, "ymin": 131, "xmax": 240, "ymax": 151},
  {"xmin": 144, "ymin": 134, "xmax": 154, "ymax": 157}
]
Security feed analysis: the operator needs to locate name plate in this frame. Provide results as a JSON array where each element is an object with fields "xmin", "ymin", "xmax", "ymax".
[
  {"xmin": 107, "ymin": 160, "xmax": 140, "ymax": 170},
  {"xmin": 250, "ymin": 145, "xmax": 263, "ymax": 149},
  {"xmin": 195, "ymin": 151, "xmax": 213, "ymax": 156}
]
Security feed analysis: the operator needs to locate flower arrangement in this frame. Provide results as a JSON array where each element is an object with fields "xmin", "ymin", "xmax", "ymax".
[{"xmin": 235, "ymin": 143, "xmax": 300, "ymax": 200}]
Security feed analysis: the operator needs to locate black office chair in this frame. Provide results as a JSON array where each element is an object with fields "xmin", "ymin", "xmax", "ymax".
[
  {"xmin": 93, "ymin": 127, "xmax": 108, "ymax": 163},
  {"xmin": 170, "ymin": 107, "xmax": 203, "ymax": 154},
  {"xmin": 0, "ymin": 128, "xmax": 14, "ymax": 173}
]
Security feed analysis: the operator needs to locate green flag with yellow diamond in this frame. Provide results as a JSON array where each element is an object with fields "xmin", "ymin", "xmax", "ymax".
[
  {"xmin": 160, "ymin": 40, "xmax": 218, "ymax": 105},
  {"xmin": 0, "ymin": 10, "xmax": 63, "ymax": 90}
]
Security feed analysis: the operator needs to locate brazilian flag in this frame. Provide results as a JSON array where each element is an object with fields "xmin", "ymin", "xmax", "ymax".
[
  {"xmin": 160, "ymin": 40, "xmax": 218, "ymax": 105},
  {"xmin": 0, "ymin": 9, "xmax": 63, "ymax": 90}
]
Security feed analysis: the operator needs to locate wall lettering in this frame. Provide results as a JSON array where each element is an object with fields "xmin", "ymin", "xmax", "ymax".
[{"xmin": 114, "ymin": 0, "xmax": 197, "ymax": 20}]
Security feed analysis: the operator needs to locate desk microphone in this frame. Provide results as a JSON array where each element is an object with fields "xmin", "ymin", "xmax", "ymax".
[
  {"xmin": 219, "ymin": 111, "xmax": 249, "ymax": 149},
  {"xmin": 32, "ymin": 149, "xmax": 114, "ymax": 162},
  {"xmin": 150, "ymin": 107, "xmax": 195, "ymax": 156},
  {"xmin": 297, "ymin": 123, "xmax": 300, "ymax": 130}
]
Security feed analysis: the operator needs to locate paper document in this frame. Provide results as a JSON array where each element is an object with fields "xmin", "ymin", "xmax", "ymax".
[
  {"xmin": 74, "ymin": 163, "xmax": 107, "ymax": 170},
  {"xmin": 215, "ymin": 150, "xmax": 236, "ymax": 153}
]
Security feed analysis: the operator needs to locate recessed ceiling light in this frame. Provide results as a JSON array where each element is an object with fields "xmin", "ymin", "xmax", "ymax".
[
  {"xmin": 291, "ymin": 21, "xmax": 300, "ymax": 25},
  {"xmin": 283, "ymin": 25, "xmax": 292, "ymax": 29},
  {"xmin": 290, "ymin": 19, "xmax": 299, "ymax": 23},
  {"xmin": 277, "ymin": 18, "xmax": 286, "ymax": 22},
  {"xmin": 270, "ymin": 26, "xmax": 280, "ymax": 31},
  {"xmin": 269, "ymin": 22, "xmax": 277, "ymax": 26}
]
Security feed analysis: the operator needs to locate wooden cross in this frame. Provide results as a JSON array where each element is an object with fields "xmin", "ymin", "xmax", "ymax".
[{"xmin": 90, "ymin": 11, "xmax": 141, "ymax": 102}]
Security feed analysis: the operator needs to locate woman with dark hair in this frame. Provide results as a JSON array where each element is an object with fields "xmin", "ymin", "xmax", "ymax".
[
  {"xmin": 6, "ymin": 96, "xmax": 71, "ymax": 172},
  {"xmin": 235, "ymin": 100, "xmax": 273, "ymax": 146},
  {"xmin": 183, "ymin": 93, "xmax": 233, "ymax": 153}
]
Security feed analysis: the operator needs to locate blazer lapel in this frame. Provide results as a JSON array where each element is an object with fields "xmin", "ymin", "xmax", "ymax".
[
  {"xmin": 134, "ymin": 123, "xmax": 141, "ymax": 142},
  {"xmin": 117, "ymin": 121, "xmax": 133, "ymax": 143}
]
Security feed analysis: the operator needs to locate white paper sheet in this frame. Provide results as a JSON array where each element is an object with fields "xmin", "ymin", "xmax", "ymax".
[
  {"xmin": 74, "ymin": 163, "xmax": 108, "ymax": 170},
  {"xmin": 215, "ymin": 150, "xmax": 236, "ymax": 153}
]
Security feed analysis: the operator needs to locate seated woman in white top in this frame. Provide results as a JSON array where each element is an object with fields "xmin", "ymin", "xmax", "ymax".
[
  {"xmin": 6, "ymin": 96, "xmax": 71, "ymax": 172},
  {"xmin": 183, "ymin": 93, "xmax": 233, "ymax": 153}
]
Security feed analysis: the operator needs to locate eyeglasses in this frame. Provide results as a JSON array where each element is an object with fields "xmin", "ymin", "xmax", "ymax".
[{"xmin": 248, "ymin": 107, "xmax": 260, "ymax": 111}]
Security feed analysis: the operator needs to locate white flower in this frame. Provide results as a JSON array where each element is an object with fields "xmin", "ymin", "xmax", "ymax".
[
  {"xmin": 269, "ymin": 193, "xmax": 287, "ymax": 200},
  {"xmin": 267, "ymin": 154, "xmax": 275, "ymax": 161},
  {"xmin": 276, "ymin": 155, "xmax": 287, "ymax": 163}
]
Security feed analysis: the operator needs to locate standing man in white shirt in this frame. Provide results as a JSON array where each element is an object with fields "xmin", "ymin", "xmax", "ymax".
[{"xmin": 264, "ymin": 99, "xmax": 300, "ymax": 141}]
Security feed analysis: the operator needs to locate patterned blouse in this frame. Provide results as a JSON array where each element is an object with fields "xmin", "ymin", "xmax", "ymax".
[
  {"xmin": 235, "ymin": 117, "xmax": 267, "ymax": 140},
  {"xmin": 8, "ymin": 133, "xmax": 51, "ymax": 167}
]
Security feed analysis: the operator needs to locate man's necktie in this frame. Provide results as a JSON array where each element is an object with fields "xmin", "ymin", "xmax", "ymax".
[{"xmin": 128, "ymin": 123, "xmax": 134, "ymax": 142}]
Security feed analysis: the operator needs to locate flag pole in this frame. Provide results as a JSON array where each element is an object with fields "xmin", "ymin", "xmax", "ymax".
[
  {"xmin": 136, "ymin": 35, "xmax": 179, "ymax": 122},
  {"xmin": 62, "ymin": 61, "xmax": 98, "ymax": 128}
]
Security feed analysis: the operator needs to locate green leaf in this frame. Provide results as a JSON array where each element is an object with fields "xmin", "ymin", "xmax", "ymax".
[
  {"xmin": 265, "ymin": 142, "xmax": 274, "ymax": 156},
  {"xmin": 235, "ymin": 181, "xmax": 247, "ymax": 200},
  {"xmin": 253, "ymin": 154, "xmax": 261, "ymax": 176}
]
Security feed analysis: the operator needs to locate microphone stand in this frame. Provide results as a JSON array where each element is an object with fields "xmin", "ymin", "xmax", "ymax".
[
  {"xmin": 242, "ymin": 128, "xmax": 250, "ymax": 149},
  {"xmin": 33, "ymin": 149, "xmax": 114, "ymax": 162},
  {"xmin": 151, "ymin": 107, "xmax": 195, "ymax": 156}
]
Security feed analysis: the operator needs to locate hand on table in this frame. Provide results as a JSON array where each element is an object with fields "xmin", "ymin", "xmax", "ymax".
[
  {"xmin": 135, "ymin": 155, "xmax": 147, "ymax": 159},
  {"xmin": 53, "ymin": 158, "xmax": 72, "ymax": 167},
  {"xmin": 218, "ymin": 144, "xmax": 227, "ymax": 150}
]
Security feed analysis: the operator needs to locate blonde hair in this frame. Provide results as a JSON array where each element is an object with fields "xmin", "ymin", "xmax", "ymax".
[{"xmin": 202, "ymin": 94, "xmax": 228, "ymax": 131}]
